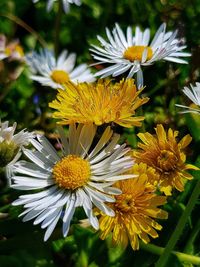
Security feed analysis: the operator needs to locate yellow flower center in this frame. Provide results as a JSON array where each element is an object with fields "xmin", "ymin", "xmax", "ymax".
[
  {"xmin": 53, "ymin": 155, "xmax": 90, "ymax": 190},
  {"xmin": 115, "ymin": 194, "xmax": 135, "ymax": 213},
  {"xmin": 5, "ymin": 47, "xmax": 11, "ymax": 56},
  {"xmin": 15, "ymin": 45, "xmax": 24, "ymax": 56},
  {"xmin": 123, "ymin": 46, "xmax": 153, "ymax": 62},
  {"xmin": 157, "ymin": 150, "xmax": 178, "ymax": 172},
  {"xmin": 4, "ymin": 45, "xmax": 24, "ymax": 57},
  {"xmin": 51, "ymin": 70, "xmax": 69, "ymax": 84}
]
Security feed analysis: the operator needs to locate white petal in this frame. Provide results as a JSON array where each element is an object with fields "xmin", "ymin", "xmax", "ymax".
[
  {"xmin": 37, "ymin": 135, "xmax": 60, "ymax": 162},
  {"xmin": 88, "ymin": 134, "xmax": 120, "ymax": 164},
  {"xmin": 88, "ymin": 126, "xmax": 113, "ymax": 159},
  {"xmin": 92, "ymin": 197, "xmax": 115, "ymax": 217},
  {"xmin": 22, "ymin": 209, "xmax": 44, "ymax": 222},
  {"xmin": 164, "ymin": 56, "xmax": 188, "ymax": 64},
  {"xmin": 104, "ymin": 174, "xmax": 136, "ymax": 181},
  {"xmin": 57, "ymin": 126, "xmax": 70, "ymax": 155},
  {"xmin": 23, "ymin": 148, "xmax": 53, "ymax": 171},
  {"xmin": 41, "ymin": 207, "xmax": 62, "ymax": 229},
  {"xmin": 63, "ymin": 194, "xmax": 76, "ymax": 223},
  {"xmin": 75, "ymin": 124, "xmax": 96, "ymax": 157},
  {"xmin": 33, "ymin": 190, "xmax": 65, "ymax": 210},
  {"xmin": 12, "ymin": 186, "xmax": 57, "ymax": 205},
  {"xmin": 84, "ymin": 186, "xmax": 115, "ymax": 203},
  {"xmin": 12, "ymin": 160, "xmax": 50, "ymax": 178},
  {"xmin": 136, "ymin": 68, "xmax": 144, "ymax": 89},
  {"xmin": 34, "ymin": 207, "xmax": 58, "ymax": 225},
  {"xmin": 43, "ymin": 208, "xmax": 63, "ymax": 241}
]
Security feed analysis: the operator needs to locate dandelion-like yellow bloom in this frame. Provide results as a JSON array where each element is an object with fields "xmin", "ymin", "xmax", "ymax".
[
  {"xmin": 133, "ymin": 124, "xmax": 198, "ymax": 195},
  {"xmin": 49, "ymin": 79, "xmax": 149, "ymax": 128},
  {"xmin": 97, "ymin": 163, "xmax": 168, "ymax": 250}
]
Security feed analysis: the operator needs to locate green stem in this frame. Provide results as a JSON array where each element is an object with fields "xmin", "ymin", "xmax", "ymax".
[
  {"xmin": 140, "ymin": 242, "xmax": 200, "ymax": 265},
  {"xmin": 75, "ymin": 250, "xmax": 88, "ymax": 267},
  {"xmin": 0, "ymin": 13, "xmax": 47, "ymax": 47},
  {"xmin": 147, "ymin": 79, "xmax": 168, "ymax": 97},
  {"xmin": 184, "ymin": 218, "xmax": 200, "ymax": 253},
  {"xmin": 54, "ymin": 0, "xmax": 62, "ymax": 57},
  {"xmin": 155, "ymin": 179, "xmax": 200, "ymax": 267}
]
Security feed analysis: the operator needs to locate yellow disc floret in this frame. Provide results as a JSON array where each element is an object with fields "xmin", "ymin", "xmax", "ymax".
[
  {"xmin": 53, "ymin": 155, "xmax": 90, "ymax": 190},
  {"xmin": 5, "ymin": 45, "xmax": 24, "ymax": 57},
  {"xmin": 51, "ymin": 70, "xmax": 69, "ymax": 84},
  {"xmin": 5, "ymin": 47, "xmax": 12, "ymax": 56},
  {"xmin": 114, "ymin": 193, "xmax": 135, "ymax": 213},
  {"xmin": 15, "ymin": 45, "xmax": 24, "ymax": 56},
  {"xmin": 123, "ymin": 46, "xmax": 153, "ymax": 62},
  {"xmin": 157, "ymin": 150, "xmax": 178, "ymax": 171}
]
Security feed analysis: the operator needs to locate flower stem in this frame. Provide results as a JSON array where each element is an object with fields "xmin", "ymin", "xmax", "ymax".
[
  {"xmin": 140, "ymin": 242, "xmax": 200, "ymax": 265},
  {"xmin": 0, "ymin": 13, "xmax": 47, "ymax": 47},
  {"xmin": 183, "ymin": 217, "xmax": 200, "ymax": 253},
  {"xmin": 54, "ymin": 0, "xmax": 62, "ymax": 57},
  {"xmin": 155, "ymin": 178, "xmax": 200, "ymax": 267}
]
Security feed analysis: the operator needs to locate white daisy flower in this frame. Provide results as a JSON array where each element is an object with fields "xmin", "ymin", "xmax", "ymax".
[
  {"xmin": 90, "ymin": 23, "xmax": 191, "ymax": 87},
  {"xmin": 0, "ymin": 121, "xmax": 34, "ymax": 170},
  {"xmin": 0, "ymin": 35, "xmax": 24, "ymax": 61},
  {"xmin": 0, "ymin": 121, "xmax": 33, "ymax": 146},
  {"xmin": 26, "ymin": 49, "xmax": 95, "ymax": 89},
  {"xmin": 10, "ymin": 124, "xmax": 135, "ymax": 241},
  {"xmin": 176, "ymin": 82, "xmax": 200, "ymax": 114},
  {"xmin": 0, "ymin": 35, "xmax": 8, "ymax": 60},
  {"xmin": 33, "ymin": 0, "xmax": 81, "ymax": 13}
]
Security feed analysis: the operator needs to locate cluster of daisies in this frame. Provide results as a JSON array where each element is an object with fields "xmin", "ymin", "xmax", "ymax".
[{"xmin": 1, "ymin": 0, "xmax": 200, "ymax": 251}]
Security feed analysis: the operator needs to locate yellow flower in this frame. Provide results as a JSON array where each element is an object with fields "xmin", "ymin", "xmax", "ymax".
[
  {"xmin": 133, "ymin": 124, "xmax": 198, "ymax": 195},
  {"xmin": 129, "ymin": 162, "xmax": 160, "ymax": 186},
  {"xmin": 49, "ymin": 79, "xmax": 149, "ymax": 128},
  {"xmin": 97, "ymin": 163, "xmax": 168, "ymax": 250}
]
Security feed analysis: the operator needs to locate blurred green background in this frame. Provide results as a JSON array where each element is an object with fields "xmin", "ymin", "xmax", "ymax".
[{"xmin": 0, "ymin": 0, "xmax": 200, "ymax": 266}]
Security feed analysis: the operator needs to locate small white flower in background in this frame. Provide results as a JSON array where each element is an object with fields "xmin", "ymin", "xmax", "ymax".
[
  {"xmin": 10, "ymin": 124, "xmax": 135, "ymax": 241},
  {"xmin": 0, "ymin": 121, "xmax": 34, "ymax": 170},
  {"xmin": 176, "ymin": 82, "xmax": 200, "ymax": 114},
  {"xmin": 90, "ymin": 23, "xmax": 191, "ymax": 87},
  {"xmin": 33, "ymin": 0, "xmax": 81, "ymax": 13},
  {"xmin": 0, "ymin": 35, "xmax": 8, "ymax": 60},
  {"xmin": 0, "ymin": 35, "xmax": 24, "ymax": 61},
  {"xmin": 0, "ymin": 121, "xmax": 33, "ymax": 146},
  {"xmin": 26, "ymin": 49, "xmax": 95, "ymax": 89}
]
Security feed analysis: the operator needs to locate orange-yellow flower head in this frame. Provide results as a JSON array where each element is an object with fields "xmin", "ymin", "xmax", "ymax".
[
  {"xmin": 49, "ymin": 79, "xmax": 149, "ymax": 128},
  {"xmin": 133, "ymin": 124, "xmax": 198, "ymax": 195},
  {"xmin": 97, "ymin": 163, "xmax": 168, "ymax": 250}
]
